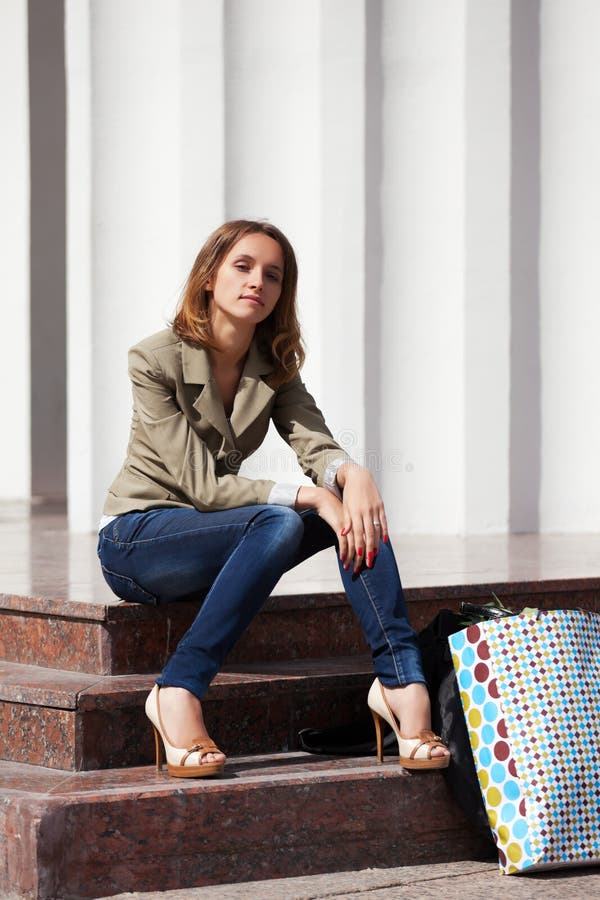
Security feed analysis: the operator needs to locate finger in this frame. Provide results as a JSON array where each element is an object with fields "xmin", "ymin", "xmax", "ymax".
[
  {"xmin": 352, "ymin": 518, "xmax": 365, "ymax": 573},
  {"xmin": 339, "ymin": 516, "xmax": 353, "ymax": 569},
  {"xmin": 338, "ymin": 531, "xmax": 349, "ymax": 565},
  {"xmin": 343, "ymin": 530, "xmax": 356, "ymax": 570},
  {"xmin": 344, "ymin": 533, "xmax": 356, "ymax": 570},
  {"xmin": 339, "ymin": 509, "xmax": 353, "ymax": 569},
  {"xmin": 364, "ymin": 512, "xmax": 384, "ymax": 566},
  {"xmin": 378, "ymin": 508, "xmax": 389, "ymax": 544}
]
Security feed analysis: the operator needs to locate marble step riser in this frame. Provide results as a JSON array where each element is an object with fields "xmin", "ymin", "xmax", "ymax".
[
  {"xmin": 1, "ymin": 680, "xmax": 373, "ymax": 771},
  {"xmin": 3, "ymin": 587, "xmax": 595, "ymax": 676},
  {"xmin": 2, "ymin": 763, "xmax": 494, "ymax": 899},
  {"xmin": 0, "ymin": 599, "xmax": 370, "ymax": 675}
]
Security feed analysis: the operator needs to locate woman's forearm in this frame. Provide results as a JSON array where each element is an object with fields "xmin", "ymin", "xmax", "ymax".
[{"xmin": 295, "ymin": 485, "xmax": 324, "ymax": 510}]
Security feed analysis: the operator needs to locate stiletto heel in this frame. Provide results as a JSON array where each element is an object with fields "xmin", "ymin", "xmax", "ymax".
[
  {"xmin": 145, "ymin": 684, "xmax": 225, "ymax": 778},
  {"xmin": 152, "ymin": 723, "xmax": 163, "ymax": 771},
  {"xmin": 367, "ymin": 678, "xmax": 450, "ymax": 771},
  {"xmin": 370, "ymin": 708, "xmax": 385, "ymax": 763}
]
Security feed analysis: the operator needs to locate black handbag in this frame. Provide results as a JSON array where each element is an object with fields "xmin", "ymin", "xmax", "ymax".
[
  {"xmin": 418, "ymin": 603, "xmax": 511, "ymax": 837},
  {"xmin": 297, "ymin": 718, "xmax": 396, "ymax": 756}
]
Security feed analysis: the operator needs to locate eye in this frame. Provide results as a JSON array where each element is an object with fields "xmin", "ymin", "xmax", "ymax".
[
  {"xmin": 267, "ymin": 271, "xmax": 281, "ymax": 282},
  {"xmin": 234, "ymin": 262, "xmax": 250, "ymax": 272}
]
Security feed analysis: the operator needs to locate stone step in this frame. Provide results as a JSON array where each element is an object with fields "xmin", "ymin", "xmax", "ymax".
[
  {"xmin": 2, "ymin": 577, "xmax": 596, "ymax": 676},
  {"xmin": 0, "ymin": 656, "xmax": 377, "ymax": 771},
  {"xmin": 0, "ymin": 590, "xmax": 368, "ymax": 675},
  {"xmin": 0, "ymin": 753, "xmax": 495, "ymax": 900}
]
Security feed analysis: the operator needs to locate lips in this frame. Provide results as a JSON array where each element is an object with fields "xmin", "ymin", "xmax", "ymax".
[{"xmin": 240, "ymin": 295, "xmax": 264, "ymax": 306}]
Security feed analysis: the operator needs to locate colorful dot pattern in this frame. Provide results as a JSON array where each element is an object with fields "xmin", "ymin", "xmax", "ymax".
[{"xmin": 449, "ymin": 610, "xmax": 600, "ymax": 875}]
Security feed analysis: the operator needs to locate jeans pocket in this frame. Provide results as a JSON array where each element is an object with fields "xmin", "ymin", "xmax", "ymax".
[{"xmin": 100, "ymin": 564, "xmax": 158, "ymax": 606}]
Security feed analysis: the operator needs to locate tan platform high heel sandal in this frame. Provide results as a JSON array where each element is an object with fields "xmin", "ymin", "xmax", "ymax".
[
  {"xmin": 367, "ymin": 678, "xmax": 450, "ymax": 771},
  {"xmin": 145, "ymin": 684, "xmax": 225, "ymax": 778}
]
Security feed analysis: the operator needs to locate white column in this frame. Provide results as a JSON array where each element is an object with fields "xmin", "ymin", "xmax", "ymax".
[
  {"xmin": 0, "ymin": 0, "xmax": 30, "ymax": 500},
  {"xmin": 179, "ymin": 0, "xmax": 225, "ymax": 269},
  {"xmin": 66, "ymin": 0, "xmax": 226, "ymax": 530},
  {"xmin": 66, "ymin": 0, "xmax": 93, "ymax": 530},
  {"xmin": 464, "ymin": 0, "xmax": 510, "ymax": 532},
  {"xmin": 379, "ymin": 0, "xmax": 467, "ymax": 532},
  {"xmin": 224, "ymin": 0, "xmax": 321, "ymax": 379},
  {"xmin": 225, "ymin": 0, "xmax": 324, "ymax": 486},
  {"xmin": 318, "ymin": 0, "xmax": 366, "ymax": 454},
  {"xmin": 225, "ymin": 1, "xmax": 367, "ymax": 486},
  {"xmin": 90, "ymin": 0, "xmax": 183, "ymax": 528},
  {"xmin": 539, "ymin": 0, "xmax": 600, "ymax": 531}
]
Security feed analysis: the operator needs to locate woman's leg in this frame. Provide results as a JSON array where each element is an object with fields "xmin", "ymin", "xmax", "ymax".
[
  {"xmin": 287, "ymin": 513, "xmax": 447, "ymax": 754},
  {"xmin": 99, "ymin": 504, "xmax": 307, "ymax": 693},
  {"xmin": 288, "ymin": 512, "xmax": 423, "ymax": 684},
  {"xmin": 98, "ymin": 504, "xmax": 306, "ymax": 758},
  {"xmin": 99, "ymin": 506, "xmax": 444, "ymax": 756}
]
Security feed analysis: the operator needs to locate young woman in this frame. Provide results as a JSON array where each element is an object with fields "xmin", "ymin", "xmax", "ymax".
[{"xmin": 97, "ymin": 220, "xmax": 449, "ymax": 778}]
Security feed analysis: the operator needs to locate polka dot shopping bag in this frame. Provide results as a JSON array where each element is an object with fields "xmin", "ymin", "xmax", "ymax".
[{"xmin": 448, "ymin": 609, "xmax": 600, "ymax": 874}]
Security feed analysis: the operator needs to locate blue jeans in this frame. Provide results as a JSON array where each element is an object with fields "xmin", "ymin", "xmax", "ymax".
[{"xmin": 97, "ymin": 505, "xmax": 425, "ymax": 699}]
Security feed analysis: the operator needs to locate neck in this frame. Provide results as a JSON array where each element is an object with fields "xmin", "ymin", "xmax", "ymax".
[{"xmin": 209, "ymin": 313, "xmax": 254, "ymax": 370}]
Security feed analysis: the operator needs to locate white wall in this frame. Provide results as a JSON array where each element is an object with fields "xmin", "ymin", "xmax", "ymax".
[{"xmin": 0, "ymin": 0, "xmax": 30, "ymax": 499}]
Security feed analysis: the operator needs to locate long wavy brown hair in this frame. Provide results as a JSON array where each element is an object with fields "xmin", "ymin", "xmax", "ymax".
[{"xmin": 172, "ymin": 220, "xmax": 305, "ymax": 387}]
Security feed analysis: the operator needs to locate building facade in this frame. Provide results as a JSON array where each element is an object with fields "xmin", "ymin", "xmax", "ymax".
[{"xmin": 2, "ymin": 0, "xmax": 599, "ymax": 533}]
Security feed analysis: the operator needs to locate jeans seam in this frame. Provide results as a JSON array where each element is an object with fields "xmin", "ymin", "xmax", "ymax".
[
  {"xmin": 359, "ymin": 571, "xmax": 404, "ymax": 684},
  {"xmin": 100, "ymin": 564, "xmax": 158, "ymax": 604},
  {"xmin": 104, "ymin": 522, "xmax": 248, "ymax": 547}
]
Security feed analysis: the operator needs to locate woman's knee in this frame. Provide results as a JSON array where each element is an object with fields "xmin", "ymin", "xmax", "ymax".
[{"xmin": 251, "ymin": 504, "xmax": 305, "ymax": 547}]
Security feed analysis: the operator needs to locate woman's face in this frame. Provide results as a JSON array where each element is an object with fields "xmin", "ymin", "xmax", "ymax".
[{"xmin": 208, "ymin": 233, "xmax": 284, "ymax": 328}]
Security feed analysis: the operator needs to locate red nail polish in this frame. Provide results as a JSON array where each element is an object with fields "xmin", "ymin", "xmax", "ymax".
[
  {"xmin": 383, "ymin": 535, "xmax": 389, "ymax": 543},
  {"xmin": 357, "ymin": 547, "xmax": 363, "ymax": 557},
  {"xmin": 341, "ymin": 527, "xmax": 347, "ymax": 536},
  {"xmin": 340, "ymin": 552, "xmax": 346, "ymax": 562}
]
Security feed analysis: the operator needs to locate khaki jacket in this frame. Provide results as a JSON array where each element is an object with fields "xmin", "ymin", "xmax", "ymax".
[{"xmin": 103, "ymin": 328, "xmax": 348, "ymax": 515}]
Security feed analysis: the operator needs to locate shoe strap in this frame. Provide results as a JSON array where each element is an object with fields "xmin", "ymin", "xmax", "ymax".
[
  {"xmin": 180, "ymin": 739, "xmax": 223, "ymax": 767},
  {"xmin": 408, "ymin": 730, "xmax": 446, "ymax": 760}
]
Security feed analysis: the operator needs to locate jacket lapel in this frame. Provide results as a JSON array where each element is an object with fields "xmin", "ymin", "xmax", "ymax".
[
  {"xmin": 231, "ymin": 340, "xmax": 275, "ymax": 438},
  {"xmin": 181, "ymin": 338, "xmax": 275, "ymax": 447},
  {"xmin": 182, "ymin": 342, "xmax": 234, "ymax": 447}
]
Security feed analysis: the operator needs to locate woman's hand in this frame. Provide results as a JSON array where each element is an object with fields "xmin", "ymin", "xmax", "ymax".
[
  {"xmin": 295, "ymin": 486, "xmax": 356, "ymax": 567},
  {"xmin": 336, "ymin": 463, "xmax": 389, "ymax": 572},
  {"xmin": 296, "ymin": 465, "xmax": 388, "ymax": 574}
]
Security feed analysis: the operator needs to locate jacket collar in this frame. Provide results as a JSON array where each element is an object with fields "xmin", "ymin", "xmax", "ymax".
[
  {"xmin": 181, "ymin": 337, "xmax": 274, "ymax": 383},
  {"xmin": 181, "ymin": 338, "xmax": 275, "ymax": 447}
]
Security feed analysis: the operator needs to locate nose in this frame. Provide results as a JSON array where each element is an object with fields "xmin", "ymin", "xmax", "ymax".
[{"xmin": 247, "ymin": 267, "xmax": 263, "ymax": 291}]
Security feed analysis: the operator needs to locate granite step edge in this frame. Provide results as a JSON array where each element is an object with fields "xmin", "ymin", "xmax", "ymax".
[
  {"xmin": 2, "ymin": 576, "xmax": 599, "ymax": 621},
  {"xmin": 0, "ymin": 656, "xmax": 374, "ymax": 711}
]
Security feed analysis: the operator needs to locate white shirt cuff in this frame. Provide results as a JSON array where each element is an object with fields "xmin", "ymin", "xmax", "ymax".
[
  {"xmin": 267, "ymin": 483, "xmax": 301, "ymax": 508},
  {"xmin": 323, "ymin": 456, "xmax": 353, "ymax": 500}
]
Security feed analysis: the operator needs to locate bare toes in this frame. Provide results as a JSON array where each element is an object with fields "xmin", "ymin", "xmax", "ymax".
[{"xmin": 431, "ymin": 746, "xmax": 450, "ymax": 758}]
